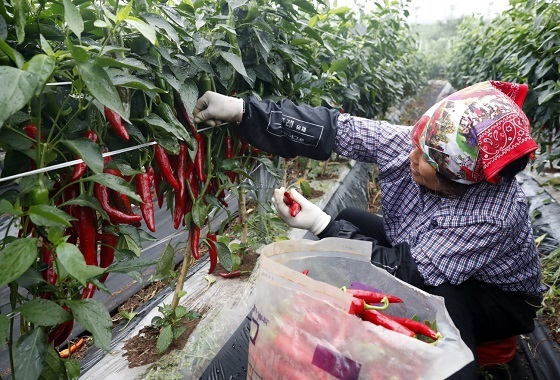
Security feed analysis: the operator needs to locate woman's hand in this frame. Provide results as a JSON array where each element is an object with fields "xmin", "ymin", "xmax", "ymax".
[
  {"xmin": 193, "ymin": 91, "xmax": 244, "ymax": 127},
  {"xmin": 271, "ymin": 187, "xmax": 331, "ymax": 235}
]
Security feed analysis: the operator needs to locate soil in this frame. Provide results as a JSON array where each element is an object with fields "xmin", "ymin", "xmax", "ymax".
[{"xmin": 120, "ymin": 247, "xmax": 260, "ymax": 369}]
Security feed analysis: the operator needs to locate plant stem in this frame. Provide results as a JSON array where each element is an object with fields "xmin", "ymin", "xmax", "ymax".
[
  {"xmin": 170, "ymin": 241, "xmax": 192, "ymax": 312},
  {"xmin": 238, "ymin": 187, "xmax": 248, "ymax": 246}
]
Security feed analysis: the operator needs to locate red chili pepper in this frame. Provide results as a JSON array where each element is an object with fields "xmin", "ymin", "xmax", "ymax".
[
  {"xmin": 207, "ymin": 232, "xmax": 218, "ymax": 274},
  {"xmin": 383, "ymin": 315, "xmax": 441, "ymax": 341},
  {"xmin": 104, "ymin": 106, "xmax": 129, "ymax": 141},
  {"xmin": 23, "ymin": 123, "xmax": 40, "ymax": 140},
  {"xmin": 154, "ymin": 145, "xmax": 180, "ymax": 191},
  {"xmin": 344, "ymin": 288, "xmax": 403, "ymax": 304},
  {"xmin": 283, "ymin": 191, "xmax": 301, "ymax": 217},
  {"xmin": 153, "ymin": 167, "xmax": 164, "ymax": 208},
  {"xmin": 348, "ymin": 296, "xmax": 389, "ymax": 315},
  {"xmin": 146, "ymin": 166, "xmax": 155, "ymax": 187},
  {"xmin": 251, "ymin": 147, "xmax": 261, "ymax": 156},
  {"xmin": 289, "ymin": 203, "xmax": 301, "ymax": 217},
  {"xmin": 94, "ymin": 182, "xmax": 143, "ymax": 225},
  {"xmin": 219, "ymin": 270, "xmax": 242, "ymax": 279},
  {"xmin": 99, "ymin": 232, "xmax": 117, "ymax": 283},
  {"xmin": 194, "ymin": 133, "xmax": 206, "ymax": 184},
  {"xmin": 361, "ymin": 310, "xmax": 416, "ymax": 338},
  {"xmin": 190, "ymin": 225, "xmax": 201, "ymax": 260},
  {"xmin": 136, "ymin": 171, "xmax": 156, "ymax": 232},
  {"xmin": 71, "ymin": 130, "xmax": 99, "ymax": 181},
  {"xmin": 173, "ymin": 144, "xmax": 187, "ymax": 229},
  {"xmin": 81, "ymin": 283, "xmax": 97, "ymax": 299}
]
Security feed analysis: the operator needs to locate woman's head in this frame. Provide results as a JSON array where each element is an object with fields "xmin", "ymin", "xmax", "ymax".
[{"xmin": 410, "ymin": 81, "xmax": 537, "ymax": 186}]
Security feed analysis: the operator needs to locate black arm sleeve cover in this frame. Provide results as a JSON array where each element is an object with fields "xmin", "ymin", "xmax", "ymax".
[
  {"xmin": 238, "ymin": 96, "xmax": 340, "ymax": 160},
  {"xmin": 318, "ymin": 220, "xmax": 426, "ymax": 288}
]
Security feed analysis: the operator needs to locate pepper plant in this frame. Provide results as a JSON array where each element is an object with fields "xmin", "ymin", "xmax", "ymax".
[
  {"xmin": 0, "ymin": 0, "xmax": 427, "ymax": 378},
  {"xmin": 446, "ymin": 0, "xmax": 560, "ymax": 172}
]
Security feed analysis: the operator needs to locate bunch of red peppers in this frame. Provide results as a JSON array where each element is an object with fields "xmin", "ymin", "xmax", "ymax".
[
  {"xmin": 343, "ymin": 286, "xmax": 442, "ymax": 343},
  {"xmin": 19, "ymin": 89, "xmax": 265, "ymax": 349}
]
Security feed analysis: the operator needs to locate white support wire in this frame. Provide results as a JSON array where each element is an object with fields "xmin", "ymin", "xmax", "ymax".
[{"xmin": 0, "ymin": 141, "xmax": 157, "ymax": 183}]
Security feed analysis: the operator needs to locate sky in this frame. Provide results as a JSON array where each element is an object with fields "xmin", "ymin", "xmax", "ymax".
[{"xmin": 334, "ymin": 0, "xmax": 511, "ymax": 24}]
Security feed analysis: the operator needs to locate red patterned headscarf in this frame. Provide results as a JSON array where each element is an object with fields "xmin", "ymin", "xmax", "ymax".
[{"xmin": 411, "ymin": 81, "xmax": 537, "ymax": 184}]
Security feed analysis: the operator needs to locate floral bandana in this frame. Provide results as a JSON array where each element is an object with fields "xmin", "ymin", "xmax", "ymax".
[{"xmin": 411, "ymin": 81, "xmax": 537, "ymax": 184}]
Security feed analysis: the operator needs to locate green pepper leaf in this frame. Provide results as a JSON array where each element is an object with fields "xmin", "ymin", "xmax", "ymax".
[
  {"xmin": 40, "ymin": 346, "xmax": 65, "ymax": 379},
  {"xmin": 66, "ymin": 299, "xmax": 112, "ymax": 352},
  {"xmin": 216, "ymin": 241, "xmax": 233, "ymax": 272},
  {"xmin": 15, "ymin": 299, "xmax": 72, "ymax": 326},
  {"xmin": 63, "ymin": 0, "xmax": 84, "ymax": 38},
  {"xmin": 62, "ymin": 138, "xmax": 104, "ymax": 175},
  {"xmin": 56, "ymin": 243, "xmax": 106, "ymax": 286},
  {"xmin": 14, "ymin": 328, "xmax": 47, "ymax": 380},
  {"xmin": 23, "ymin": 54, "xmax": 56, "ymax": 95},
  {"xmin": 29, "ymin": 205, "xmax": 75, "ymax": 227},
  {"xmin": 0, "ymin": 199, "xmax": 23, "ymax": 216},
  {"xmin": 96, "ymin": 56, "xmax": 148, "ymax": 71},
  {"xmin": 0, "ymin": 67, "xmax": 37, "ymax": 127},
  {"xmin": 156, "ymin": 325, "xmax": 173, "ymax": 354},
  {"xmin": 142, "ymin": 113, "xmax": 191, "ymax": 146},
  {"xmin": 156, "ymin": 243, "xmax": 176, "ymax": 278},
  {"xmin": 0, "ymin": 238, "xmax": 38, "ymax": 286},
  {"xmin": 106, "ymin": 257, "xmax": 157, "ymax": 274},
  {"xmin": 76, "ymin": 62, "xmax": 129, "ymax": 123},
  {"xmin": 60, "ymin": 194, "xmax": 109, "ymax": 221},
  {"xmin": 125, "ymin": 17, "xmax": 157, "ymax": 45},
  {"xmin": 106, "ymin": 68, "xmax": 163, "ymax": 92}
]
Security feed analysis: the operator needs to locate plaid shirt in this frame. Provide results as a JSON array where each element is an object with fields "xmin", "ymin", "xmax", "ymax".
[{"xmin": 333, "ymin": 113, "xmax": 545, "ymax": 297}]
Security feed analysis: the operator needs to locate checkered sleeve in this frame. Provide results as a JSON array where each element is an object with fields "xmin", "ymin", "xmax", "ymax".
[{"xmin": 333, "ymin": 113, "xmax": 413, "ymax": 170}]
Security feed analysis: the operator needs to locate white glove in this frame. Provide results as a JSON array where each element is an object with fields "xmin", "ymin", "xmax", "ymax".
[
  {"xmin": 271, "ymin": 187, "xmax": 331, "ymax": 235},
  {"xmin": 193, "ymin": 91, "xmax": 244, "ymax": 127}
]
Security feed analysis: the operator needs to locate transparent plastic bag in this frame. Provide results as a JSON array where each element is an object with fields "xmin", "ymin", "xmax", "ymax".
[{"xmin": 247, "ymin": 238, "xmax": 473, "ymax": 380}]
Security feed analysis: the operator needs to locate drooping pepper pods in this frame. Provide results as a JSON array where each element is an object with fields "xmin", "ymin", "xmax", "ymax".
[
  {"xmin": 94, "ymin": 182, "xmax": 143, "ymax": 225},
  {"xmin": 136, "ymin": 171, "xmax": 156, "ymax": 232},
  {"xmin": 207, "ymin": 232, "xmax": 218, "ymax": 274},
  {"xmin": 104, "ymin": 106, "xmax": 129, "ymax": 141},
  {"xmin": 193, "ymin": 133, "xmax": 206, "ymax": 184},
  {"xmin": 154, "ymin": 144, "xmax": 180, "ymax": 191},
  {"xmin": 190, "ymin": 225, "xmax": 201, "ymax": 260},
  {"xmin": 172, "ymin": 144, "xmax": 188, "ymax": 229},
  {"xmin": 70, "ymin": 130, "xmax": 99, "ymax": 180}
]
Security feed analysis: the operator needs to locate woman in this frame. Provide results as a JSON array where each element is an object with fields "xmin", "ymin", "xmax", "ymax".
[{"xmin": 193, "ymin": 81, "xmax": 545, "ymax": 379}]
